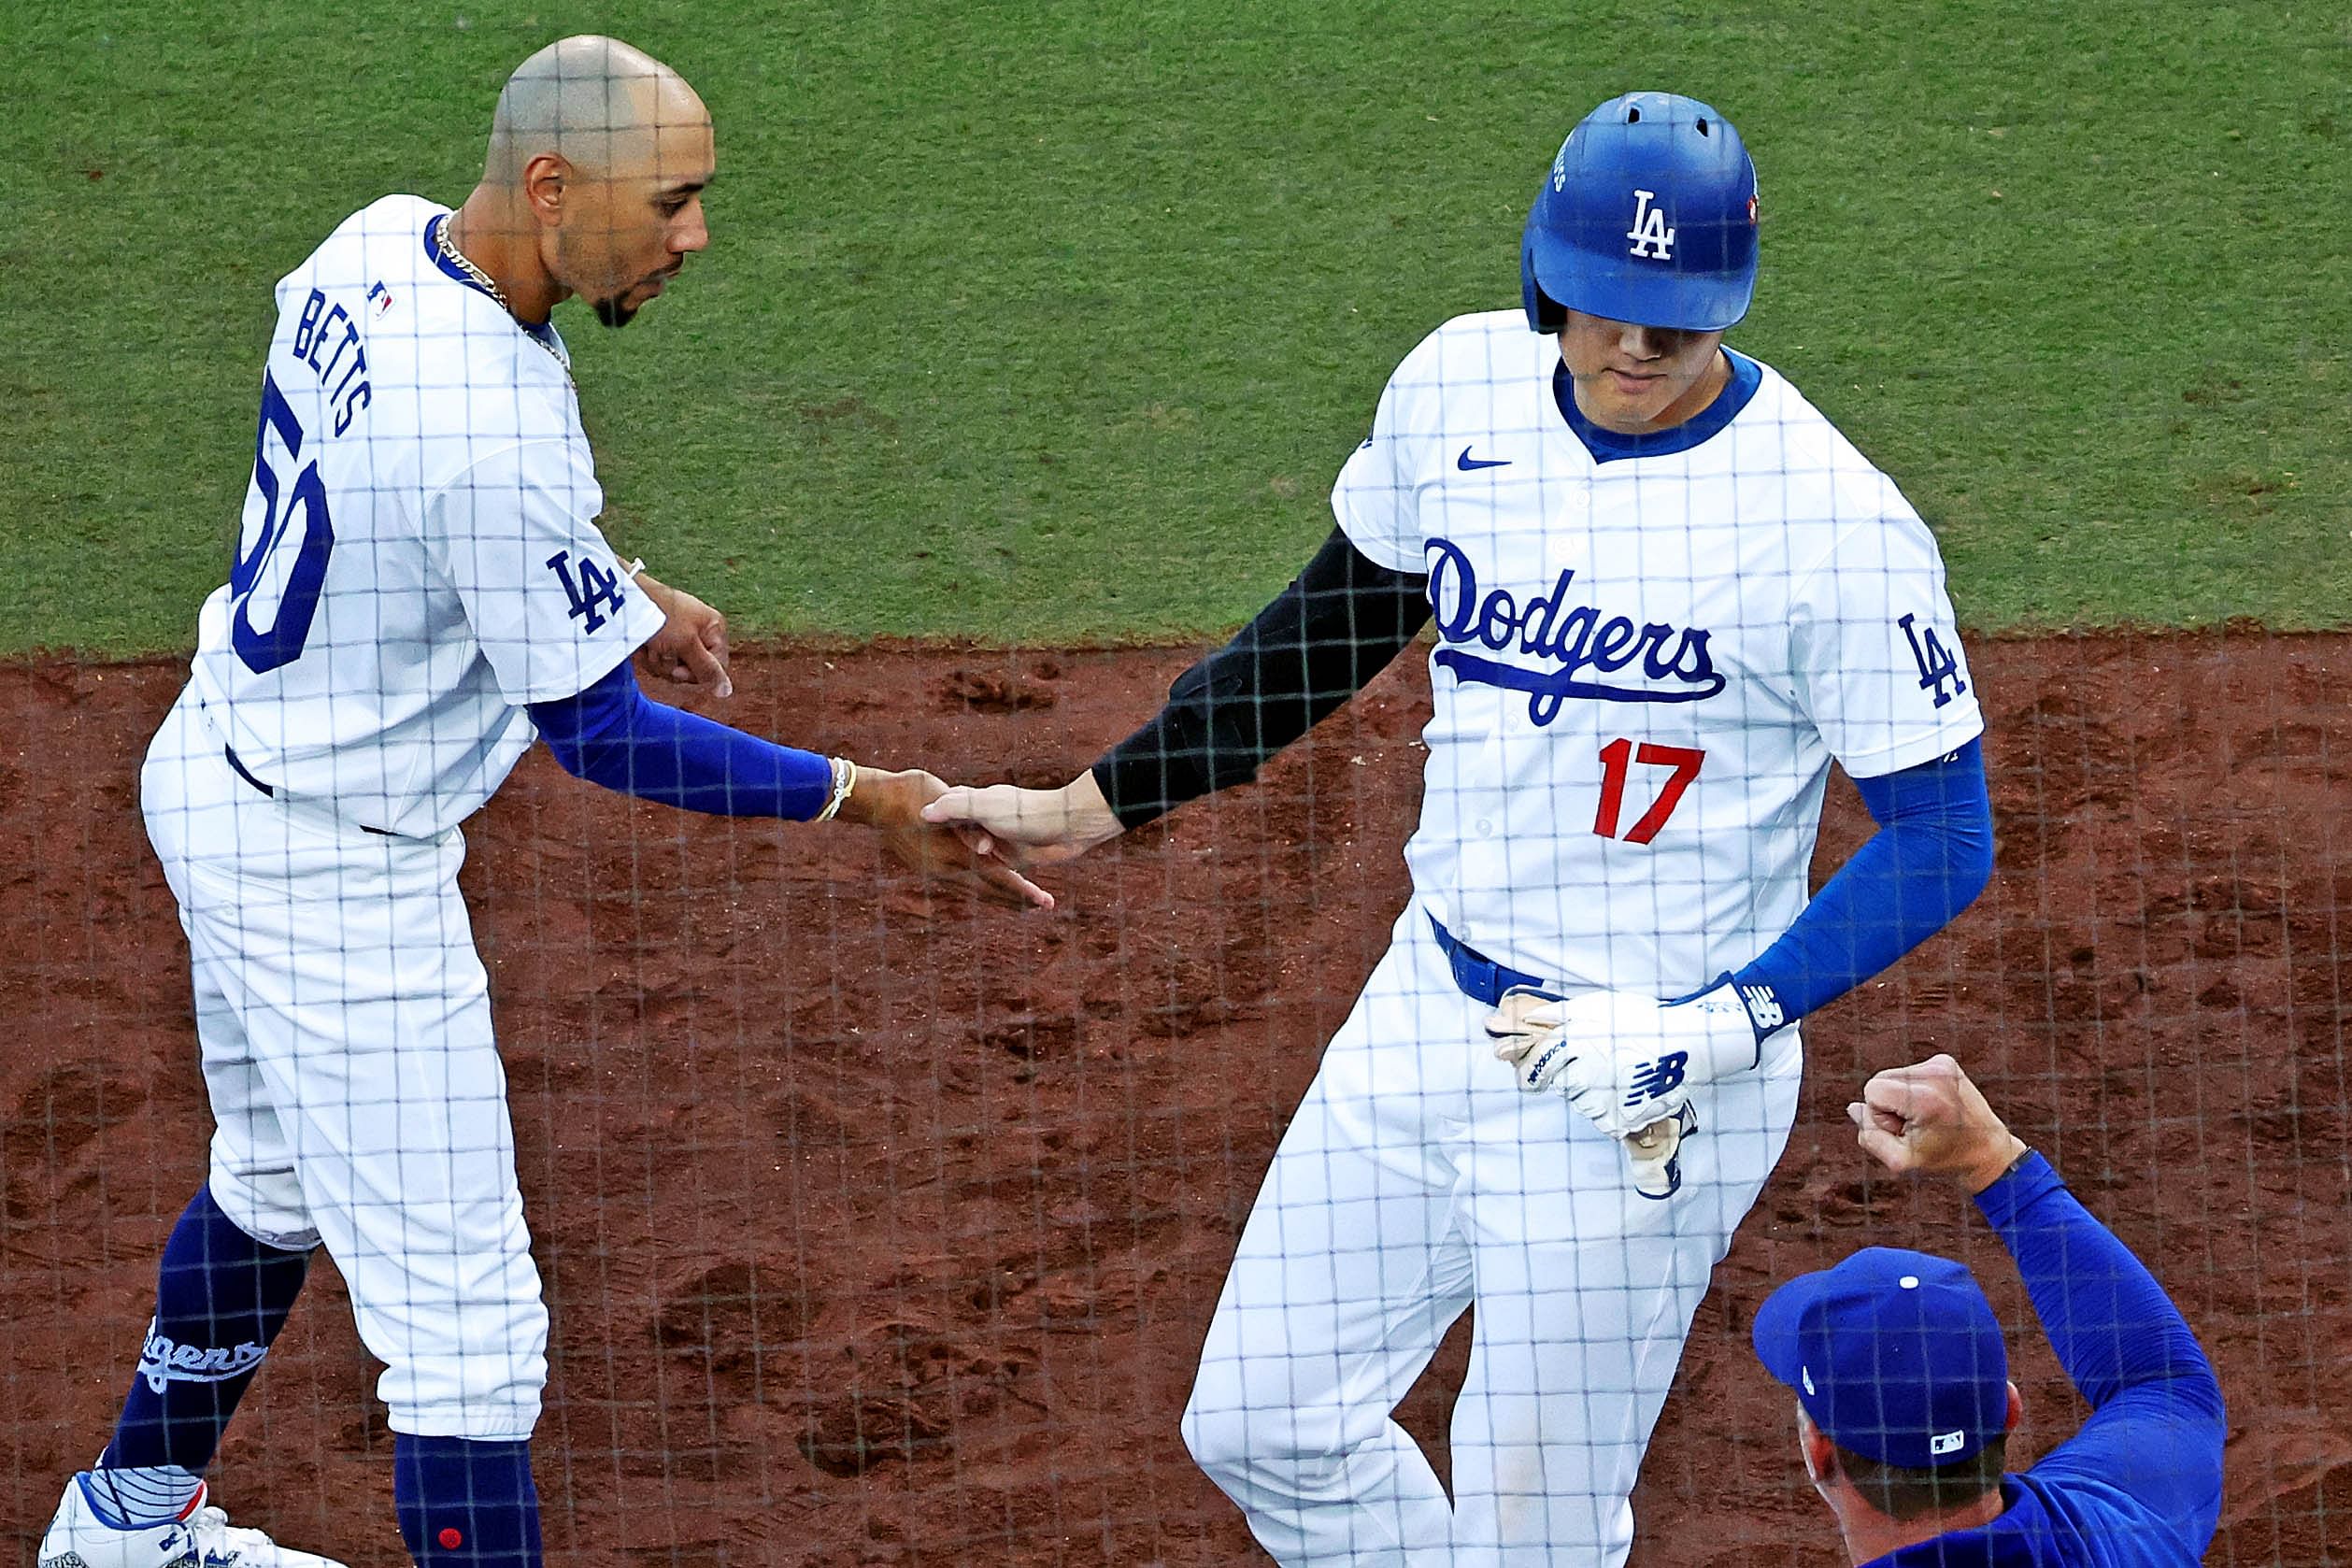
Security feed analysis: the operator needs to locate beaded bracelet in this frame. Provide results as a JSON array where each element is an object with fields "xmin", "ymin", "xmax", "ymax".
[{"xmin": 813, "ymin": 756, "xmax": 858, "ymax": 822}]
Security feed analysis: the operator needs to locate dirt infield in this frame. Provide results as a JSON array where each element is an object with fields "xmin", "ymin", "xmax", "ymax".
[{"xmin": 2, "ymin": 634, "xmax": 2346, "ymax": 1567}]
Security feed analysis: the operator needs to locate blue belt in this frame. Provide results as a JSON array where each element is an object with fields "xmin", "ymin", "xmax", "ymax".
[
  {"xmin": 221, "ymin": 742, "xmax": 277, "ymax": 797},
  {"xmin": 1428, "ymin": 914, "xmax": 1553, "ymax": 1007},
  {"xmin": 224, "ymin": 743, "xmax": 392, "ymax": 836}
]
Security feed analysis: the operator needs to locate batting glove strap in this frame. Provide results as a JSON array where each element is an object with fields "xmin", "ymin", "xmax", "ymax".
[{"xmin": 1678, "ymin": 972, "xmax": 1790, "ymax": 1066}]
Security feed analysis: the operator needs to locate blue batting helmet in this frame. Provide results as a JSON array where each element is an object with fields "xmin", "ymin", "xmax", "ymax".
[{"xmin": 1521, "ymin": 92, "xmax": 1760, "ymax": 334}]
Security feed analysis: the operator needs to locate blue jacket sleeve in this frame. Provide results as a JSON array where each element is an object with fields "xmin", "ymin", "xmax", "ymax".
[
  {"xmin": 1977, "ymin": 1153, "xmax": 2226, "ymax": 1554},
  {"xmin": 527, "ymin": 661, "xmax": 834, "ymax": 820},
  {"xmin": 1730, "ymin": 737, "xmax": 1994, "ymax": 1026}
]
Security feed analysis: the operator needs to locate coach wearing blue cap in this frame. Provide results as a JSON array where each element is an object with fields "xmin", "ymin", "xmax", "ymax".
[{"xmin": 1755, "ymin": 1055, "xmax": 2225, "ymax": 1566}]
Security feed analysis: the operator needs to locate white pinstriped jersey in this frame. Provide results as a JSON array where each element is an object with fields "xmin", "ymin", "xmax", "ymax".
[
  {"xmin": 1333, "ymin": 310, "xmax": 1984, "ymax": 994},
  {"xmin": 188, "ymin": 194, "xmax": 661, "ymax": 838}
]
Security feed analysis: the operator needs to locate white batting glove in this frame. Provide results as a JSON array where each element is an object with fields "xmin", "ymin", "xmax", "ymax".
[{"xmin": 1489, "ymin": 980, "xmax": 1770, "ymax": 1139}]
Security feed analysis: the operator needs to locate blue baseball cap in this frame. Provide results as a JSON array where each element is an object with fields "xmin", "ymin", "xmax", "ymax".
[{"xmin": 1752, "ymin": 1247, "xmax": 2010, "ymax": 1471}]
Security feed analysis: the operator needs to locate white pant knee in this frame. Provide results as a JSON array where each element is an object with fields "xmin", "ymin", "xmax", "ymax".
[
  {"xmin": 1182, "ymin": 1382, "xmax": 1351, "ymax": 1500},
  {"xmin": 1180, "ymin": 1390, "xmax": 1248, "ymax": 1481}
]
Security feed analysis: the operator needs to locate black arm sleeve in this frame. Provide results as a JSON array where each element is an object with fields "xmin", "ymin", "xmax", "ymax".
[{"xmin": 1089, "ymin": 525, "xmax": 1432, "ymax": 831}]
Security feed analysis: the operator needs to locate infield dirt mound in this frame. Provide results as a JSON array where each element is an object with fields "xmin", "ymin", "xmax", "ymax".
[{"xmin": 2, "ymin": 634, "xmax": 2345, "ymax": 1566}]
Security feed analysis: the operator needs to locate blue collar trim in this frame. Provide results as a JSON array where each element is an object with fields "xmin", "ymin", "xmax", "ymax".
[
  {"xmin": 422, "ymin": 213, "xmax": 563, "ymax": 356},
  {"xmin": 1552, "ymin": 348, "xmax": 1761, "ymax": 463},
  {"xmin": 422, "ymin": 212, "xmax": 489, "ymax": 294}
]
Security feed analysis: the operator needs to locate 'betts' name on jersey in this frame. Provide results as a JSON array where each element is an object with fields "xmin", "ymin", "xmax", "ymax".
[
  {"xmin": 189, "ymin": 194, "xmax": 661, "ymax": 838},
  {"xmin": 1333, "ymin": 310, "xmax": 1983, "ymax": 995}
]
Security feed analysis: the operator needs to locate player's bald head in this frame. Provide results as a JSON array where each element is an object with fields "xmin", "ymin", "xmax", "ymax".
[
  {"xmin": 486, "ymin": 35, "xmax": 708, "ymax": 183},
  {"xmin": 470, "ymin": 36, "xmax": 715, "ymax": 330}
]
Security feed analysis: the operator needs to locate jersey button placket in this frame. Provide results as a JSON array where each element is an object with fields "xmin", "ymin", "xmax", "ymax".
[{"xmin": 1548, "ymin": 475, "xmax": 1592, "ymax": 567}]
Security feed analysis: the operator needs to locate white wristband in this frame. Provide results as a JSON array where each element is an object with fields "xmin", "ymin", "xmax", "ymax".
[{"xmin": 812, "ymin": 756, "xmax": 858, "ymax": 822}]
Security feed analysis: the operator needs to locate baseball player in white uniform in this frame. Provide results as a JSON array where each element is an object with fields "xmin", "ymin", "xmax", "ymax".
[
  {"xmin": 40, "ymin": 36, "xmax": 1044, "ymax": 1568},
  {"xmin": 923, "ymin": 93, "xmax": 1996, "ymax": 1563}
]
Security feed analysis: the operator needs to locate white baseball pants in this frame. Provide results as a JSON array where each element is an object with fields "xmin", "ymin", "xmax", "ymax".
[
  {"xmin": 141, "ymin": 687, "xmax": 546, "ymax": 1438},
  {"xmin": 1182, "ymin": 901, "xmax": 1802, "ymax": 1566}
]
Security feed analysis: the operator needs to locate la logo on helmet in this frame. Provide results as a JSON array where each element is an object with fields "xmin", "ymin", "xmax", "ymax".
[{"xmin": 1627, "ymin": 189, "xmax": 1675, "ymax": 260}]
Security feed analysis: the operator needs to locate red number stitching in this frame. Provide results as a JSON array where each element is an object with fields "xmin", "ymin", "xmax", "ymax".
[
  {"xmin": 1594, "ymin": 737, "xmax": 1634, "ymax": 838},
  {"xmin": 1594, "ymin": 740, "xmax": 1704, "ymax": 845}
]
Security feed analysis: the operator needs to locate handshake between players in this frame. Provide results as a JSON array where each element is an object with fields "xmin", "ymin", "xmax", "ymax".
[{"xmin": 625, "ymin": 587, "xmax": 1058, "ymax": 911}]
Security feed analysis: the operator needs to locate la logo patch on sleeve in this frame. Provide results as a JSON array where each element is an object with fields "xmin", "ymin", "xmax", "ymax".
[{"xmin": 1899, "ymin": 613, "xmax": 1968, "ymax": 707}]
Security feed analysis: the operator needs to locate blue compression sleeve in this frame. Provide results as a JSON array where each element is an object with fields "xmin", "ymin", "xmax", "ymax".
[
  {"xmin": 1976, "ymin": 1153, "xmax": 2226, "ymax": 1548},
  {"xmin": 1731, "ymin": 737, "xmax": 1993, "ymax": 1027},
  {"xmin": 528, "ymin": 661, "xmax": 833, "ymax": 820}
]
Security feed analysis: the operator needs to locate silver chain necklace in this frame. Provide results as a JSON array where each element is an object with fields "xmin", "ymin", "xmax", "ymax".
[{"xmin": 435, "ymin": 217, "xmax": 567, "ymax": 368}]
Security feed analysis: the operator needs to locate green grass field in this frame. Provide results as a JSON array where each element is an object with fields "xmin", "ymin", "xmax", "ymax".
[{"xmin": 6, "ymin": 1, "xmax": 2347, "ymax": 654}]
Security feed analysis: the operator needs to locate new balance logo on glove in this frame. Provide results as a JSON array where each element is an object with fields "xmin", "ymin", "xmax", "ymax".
[
  {"xmin": 1739, "ymin": 984, "xmax": 1786, "ymax": 1034},
  {"xmin": 1624, "ymin": 1051, "xmax": 1690, "ymax": 1106}
]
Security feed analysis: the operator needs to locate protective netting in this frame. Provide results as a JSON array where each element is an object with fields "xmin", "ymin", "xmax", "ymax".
[
  {"xmin": 9, "ymin": 635, "xmax": 2345, "ymax": 1564},
  {"xmin": 5, "ymin": 31, "xmax": 2347, "ymax": 1568}
]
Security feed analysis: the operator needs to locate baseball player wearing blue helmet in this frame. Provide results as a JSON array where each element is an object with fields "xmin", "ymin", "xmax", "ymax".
[
  {"xmin": 1522, "ymin": 92, "xmax": 1760, "ymax": 334},
  {"xmin": 929, "ymin": 89, "xmax": 1996, "ymax": 1564}
]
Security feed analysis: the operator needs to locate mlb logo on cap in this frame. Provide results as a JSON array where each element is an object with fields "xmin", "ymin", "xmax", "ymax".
[{"xmin": 1752, "ymin": 1247, "xmax": 2011, "ymax": 1471}]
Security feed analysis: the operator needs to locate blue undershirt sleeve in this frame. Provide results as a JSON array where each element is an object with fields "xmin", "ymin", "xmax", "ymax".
[
  {"xmin": 1975, "ymin": 1153, "xmax": 2226, "ymax": 1550},
  {"xmin": 1729, "ymin": 736, "xmax": 1994, "ymax": 1028},
  {"xmin": 527, "ymin": 661, "xmax": 834, "ymax": 820}
]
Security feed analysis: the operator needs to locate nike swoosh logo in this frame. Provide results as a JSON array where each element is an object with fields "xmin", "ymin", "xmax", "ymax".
[{"xmin": 1457, "ymin": 446, "xmax": 1511, "ymax": 471}]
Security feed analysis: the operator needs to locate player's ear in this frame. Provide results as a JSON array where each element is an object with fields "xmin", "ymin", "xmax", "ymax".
[
  {"xmin": 2004, "ymin": 1381, "xmax": 2023, "ymax": 1433},
  {"xmin": 1796, "ymin": 1405, "xmax": 1833, "ymax": 1485},
  {"xmin": 522, "ymin": 152, "xmax": 571, "ymax": 224}
]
